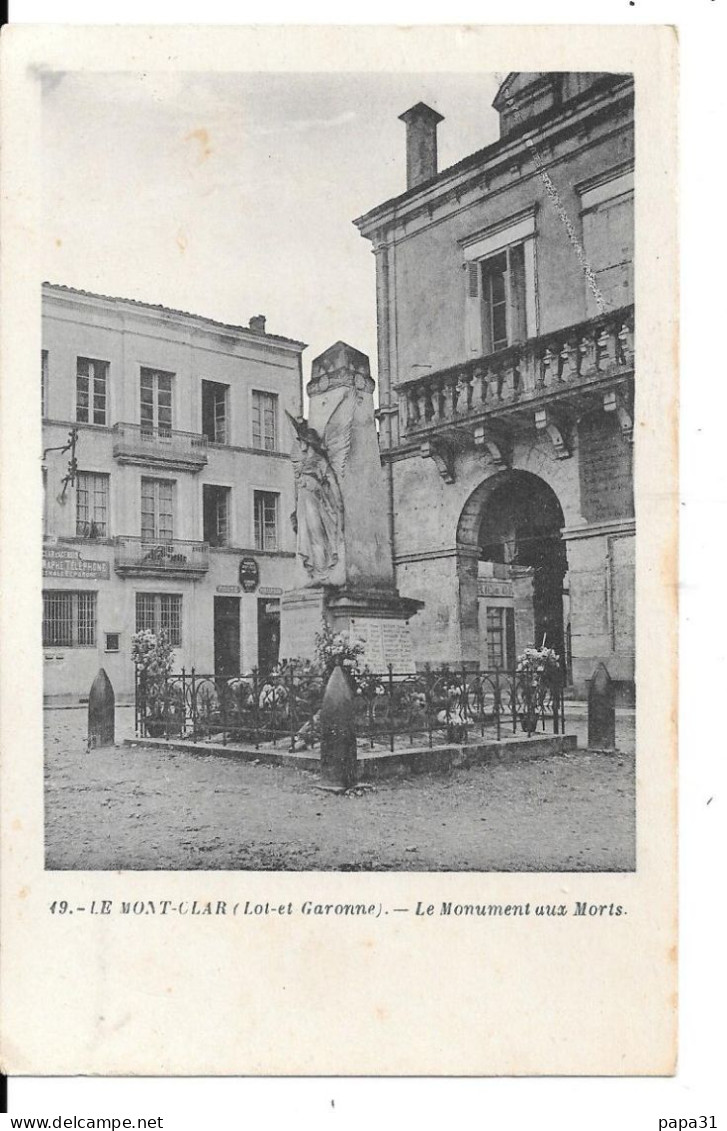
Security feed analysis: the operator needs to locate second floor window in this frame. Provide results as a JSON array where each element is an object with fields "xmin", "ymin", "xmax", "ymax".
[
  {"xmin": 76, "ymin": 357, "xmax": 109, "ymax": 426},
  {"xmin": 141, "ymin": 477, "xmax": 174, "ymax": 542},
  {"xmin": 254, "ymin": 491, "xmax": 278, "ymax": 551},
  {"xmin": 76, "ymin": 471, "xmax": 109, "ymax": 539},
  {"xmin": 203, "ymin": 485, "xmax": 231, "ymax": 547},
  {"xmin": 252, "ymin": 390, "xmax": 277, "ymax": 451},
  {"xmin": 140, "ymin": 368, "xmax": 173, "ymax": 437},
  {"xmin": 201, "ymin": 381, "xmax": 228, "ymax": 444},
  {"xmin": 480, "ymin": 243, "xmax": 527, "ymax": 352},
  {"xmin": 581, "ymin": 192, "xmax": 634, "ymax": 314}
]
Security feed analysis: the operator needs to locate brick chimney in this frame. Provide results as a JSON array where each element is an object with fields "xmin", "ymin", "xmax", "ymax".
[
  {"xmin": 249, "ymin": 314, "xmax": 266, "ymax": 333},
  {"xmin": 398, "ymin": 102, "xmax": 444, "ymax": 190}
]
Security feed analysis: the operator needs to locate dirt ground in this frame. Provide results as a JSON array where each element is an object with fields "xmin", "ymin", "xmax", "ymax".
[{"xmin": 44, "ymin": 707, "xmax": 635, "ymax": 872}]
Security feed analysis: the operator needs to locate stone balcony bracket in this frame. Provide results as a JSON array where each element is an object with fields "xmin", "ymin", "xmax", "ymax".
[
  {"xmin": 602, "ymin": 388, "xmax": 634, "ymax": 442},
  {"xmin": 472, "ymin": 424, "xmax": 511, "ymax": 470},
  {"xmin": 420, "ymin": 438, "xmax": 456, "ymax": 483},
  {"xmin": 534, "ymin": 407, "xmax": 571, "ymax": 459}
]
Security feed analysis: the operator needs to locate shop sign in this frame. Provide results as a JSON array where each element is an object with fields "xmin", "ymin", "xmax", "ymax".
[
  {"xmin": 259, "ymin": 586, "xmax": 283, "ymax": 597},
  {"xmin": 43, "ymin": 546, "xmax": 110, "ymax": 580},
  {"xmin": 477, "ymin": 579, "xmax": 513, "ymax": 598},
  {"xmin": 216, "ymin": 585, "xmax": 242, "ymax": 595},
  {"xmin": 239, "ymin": 556, "xmax": 260, "ymax": 593}
]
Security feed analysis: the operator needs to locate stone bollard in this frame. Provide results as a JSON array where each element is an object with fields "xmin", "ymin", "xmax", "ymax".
[
  {"xmin": 319, "ymin": 665, "xmax": 358, "ymax": 789},
  {"xmin": 587, "ymin": 662, "xmax": 615, "ymax": 750},
  {"xmin": 88, "ymin": 668, "xmax": 115, "ymax": 749}
]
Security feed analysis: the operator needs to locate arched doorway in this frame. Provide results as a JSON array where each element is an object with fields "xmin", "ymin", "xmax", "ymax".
[{"xmin": 457, "ymin": 471, "xmax": 569, "ymax": 671}]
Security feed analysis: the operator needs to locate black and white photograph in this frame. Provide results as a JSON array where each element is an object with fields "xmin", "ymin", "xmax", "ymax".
[
  {"xmin": 1, "ymin": 18, "xmax": 683, "ymax": 1083},
  {"xmin": 39, "ymin": 64, "xmax": 637, "ymax": 873}
]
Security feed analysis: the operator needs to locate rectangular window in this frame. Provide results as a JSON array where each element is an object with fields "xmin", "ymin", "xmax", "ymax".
[
  {"xmin": 581, "ymin": 193, "xmax": 634, "ymax": 314},
  {"xmin": 76, "ymin": 357, "xmax": 109, "ymax": 426},
  {"xmin": 251, "ymin": 390, "xmax": 278, "ymax": 451},
  {"xmin": 141, "ymin": 477, "xmax": 174, "ymax": 542},
  {"xmin": 201, "ymin": 381, "xmax": 228, "ymax": 444},
  {"xmin": 43, "ymin": 590, "xmax": 97, "ymax": 647},
  {"xmin": 486, "ymin": 607, "xmax": 505, "ymax": 669},
  {"xmin": 41, "ymin": 350, "xmax": 48, "ymax": 418},
  {"xmin": 253, "ymin": 491, "xmax": 278, "ymax": 552},
  {"xmin": 203, "ymin": 485, "xmax": 231, "ymax": 547},
  {"xmin": 76, "ymin": 471, "xmax": 109, "ymax": 539},
  {"xmin": 105, "ymin": 632, "xmax": 120, "ymax": 652},
  {"xmin": 485, "ymin": 607, "xmax": 516, "ymax": 669},
  {"xmin": 481, "ymin": 243, "xmax": 527, "ymax": 352},
  {"xmin": 140, "ymin": 367, "xmax": 173, "ymax": 438},
  {"xmin": 135, "ymin": 593, "xmax": 182, "ymax": 646}
]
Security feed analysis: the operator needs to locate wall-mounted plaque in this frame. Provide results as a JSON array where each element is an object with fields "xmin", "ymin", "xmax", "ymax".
[
  {"xmin": 42, "ymin": 547, "xmax": 110, "ymax": 580},
  {"xmin": 238, "ymin": 556, "xmax": 260, "ymax": 593}
]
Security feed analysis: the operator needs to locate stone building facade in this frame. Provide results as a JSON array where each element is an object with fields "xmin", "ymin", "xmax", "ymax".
[
  {"xmin": 41, "ymin": 284, "xmax": 305, "ymax": 704},
  {"xmin": 355, "ymin": 73, "xmax": 635, "ymax": 698}
]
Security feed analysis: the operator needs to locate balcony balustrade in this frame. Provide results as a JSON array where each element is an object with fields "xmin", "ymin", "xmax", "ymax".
[
  {"xmin": 112, "ymin": 422, "xmax": 208, "ymax": 472},
  {"xmin": 399, "ymin": 306, "xmax": 634, "ymax": 471},
  {"xmin": 114, "ymin": 536, "xmax": 209, "ymax": 578}
]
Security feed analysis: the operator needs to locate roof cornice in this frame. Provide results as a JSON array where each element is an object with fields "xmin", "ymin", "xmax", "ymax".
[{"xmin": 354, "ymin": 76, "xmax": 633, "ymax": 241}]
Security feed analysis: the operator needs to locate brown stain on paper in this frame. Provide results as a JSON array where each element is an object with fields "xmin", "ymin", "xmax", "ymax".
[{"xmin": 185, "ymin": 128, "xmax": 212, "ymax": 163}]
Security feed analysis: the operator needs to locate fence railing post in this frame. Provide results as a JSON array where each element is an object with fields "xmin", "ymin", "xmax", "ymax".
[
  {"xmin": 220, "ymin": 675, "xmax": 228, "ymax": 746},
  {"xmin": 252, "ymin": 667, "xmax": 260, "ymax": 750},
  {"xmin": 387, "ymin": 664, "xmax": 395, "ymax": 752},
  {"xmin": 511, "ymin": 672, "xmax": 518, "ymax": 735},
  {"xmin": 287, "ymin": 664, "xmax": 297, "ymax": 753}
]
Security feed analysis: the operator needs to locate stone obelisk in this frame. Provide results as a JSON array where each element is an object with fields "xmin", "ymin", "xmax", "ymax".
[{"xmin": 279, "ymin": 342, "xmax": 422, "ymax": 670}]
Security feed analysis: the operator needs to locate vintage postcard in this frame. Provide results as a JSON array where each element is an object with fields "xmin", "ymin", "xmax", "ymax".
[{"xmin": 0, "ymin": 24, "xmax": 678, "ymax": 1075}]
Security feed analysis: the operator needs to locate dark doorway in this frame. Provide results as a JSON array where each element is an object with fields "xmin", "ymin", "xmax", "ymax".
[
  {"xmin": 214, "ymin": 596, "xmax": 240, "ymax": 676},
  {"xmin": 257, "ymin": 598, "xmax": 280, "ymax": 676},
  {"xmin": 478, "ymin": 472, "xmax": 567, "ymax": 662}
]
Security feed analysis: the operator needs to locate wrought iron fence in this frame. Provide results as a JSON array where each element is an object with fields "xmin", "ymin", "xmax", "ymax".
[{"xmin": 135, "ymin": 662, "xmax": 565, "ymax": 751}]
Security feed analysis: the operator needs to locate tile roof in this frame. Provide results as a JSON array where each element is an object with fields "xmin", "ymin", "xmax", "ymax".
[{"xmin": 42, "ymin": 282, "xmax": 307, "ymax": 349}]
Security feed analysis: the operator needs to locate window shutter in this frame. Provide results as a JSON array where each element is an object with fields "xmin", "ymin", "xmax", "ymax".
[
  {"xmin": 508, "ymin": 243, "xmax": 527, "ymax": 343},
  {"xmin": 465, "ymin": 261, "xmax": 483, "ymax": 356},
  {"xmin": 467, "ymin": 261, "xmax": 480, "ymax": 298}
]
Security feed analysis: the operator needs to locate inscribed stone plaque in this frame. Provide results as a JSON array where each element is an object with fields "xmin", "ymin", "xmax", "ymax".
[
  {"xmin": 349, "ymin": 617, "xmax": 415, "ymax": 674},
  {"xmin": 579, "ymin": 411, "xmax": 634, "ymax": 522}
]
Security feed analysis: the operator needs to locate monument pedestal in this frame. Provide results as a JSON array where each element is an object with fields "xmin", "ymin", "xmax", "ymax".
[{"xmin": 280, "ymin": 585, "xmax": 422, "ymax": 673}]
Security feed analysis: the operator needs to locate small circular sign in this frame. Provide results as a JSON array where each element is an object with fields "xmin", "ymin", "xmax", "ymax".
[{"xmin": 239, "ymin": 556, "xmax": 260, "ymax": 593}]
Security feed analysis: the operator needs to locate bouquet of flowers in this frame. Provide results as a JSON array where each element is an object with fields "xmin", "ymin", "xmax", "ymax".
[
  {"xmin": 314, "ymin": 625, "xmax": 366, "ymax": 683},
  {"xmin": 516, "ymin": 645, "xmax": 561, "ymax": 687}
]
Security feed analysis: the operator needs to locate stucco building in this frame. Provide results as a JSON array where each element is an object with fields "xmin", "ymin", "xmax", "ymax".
[
  {"xmin": 41, "ymin": 283, "xmax": 305, "ymax": 704},
  {"xmin": 355, "ymin": 72, "xmax": 635, "ymax": 698}
]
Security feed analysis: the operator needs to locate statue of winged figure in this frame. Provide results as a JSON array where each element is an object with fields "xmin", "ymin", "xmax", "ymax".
[{"xmin": 286, "ymin": 392, "xmax": 355, "ymax": 585}]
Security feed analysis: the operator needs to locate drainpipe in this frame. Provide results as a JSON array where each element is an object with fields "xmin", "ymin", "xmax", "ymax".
[{"xmin": 373, "ymin": 237, "xmax": 397, "ymax": 581}]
